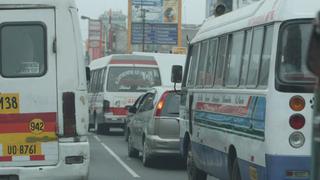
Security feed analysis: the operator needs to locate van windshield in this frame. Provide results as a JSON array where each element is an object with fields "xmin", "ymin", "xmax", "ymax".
[
  {"xmin": 107, "ymin": 67, "xmax": 161, "ymax": 92},
  {"xmin": 278, "ymin": 21, "xmax": 316, "ymax": 84}
]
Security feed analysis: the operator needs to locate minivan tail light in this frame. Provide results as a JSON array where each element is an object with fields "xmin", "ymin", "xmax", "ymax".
[
  {"xmin": 154, "ymin": 91, "xmax": 169, "ymax": 117},
  {"xmin": 63, "ymin": 92, "xmax": 77, "ymax": 137},
  {"xmin": 289, "ymin": 114, "xmax": 305, "ymax": 130}
]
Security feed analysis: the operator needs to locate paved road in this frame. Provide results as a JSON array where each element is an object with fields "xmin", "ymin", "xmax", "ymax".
[{"xmin": 88, "ymin": 130, "xmax": 218, "ymax": 180}]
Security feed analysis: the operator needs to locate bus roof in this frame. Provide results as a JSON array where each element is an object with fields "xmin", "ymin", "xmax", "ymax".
[
  {"xmin": 192, "ymin": 0, "xmax": 320, "ymax": 44},
  {"xmin": 89, "ymin": 54, "xmax": 157, "ymax": 70},
  {"xmin": 0, "ymin": 0, "xmax": 76, "ymax": 9}
]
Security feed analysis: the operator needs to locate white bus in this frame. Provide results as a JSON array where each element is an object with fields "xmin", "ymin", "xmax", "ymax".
[
  {"xmin": 88, "ymin": 54, "xmax": 161, "ymax": 134},
  {"xmin": 0, "ymin": 0, "xmax": 89, "ymax": 179},
  {"xmin": 172, "ymin": 0, "xmax": 320, "ymax": 179}
]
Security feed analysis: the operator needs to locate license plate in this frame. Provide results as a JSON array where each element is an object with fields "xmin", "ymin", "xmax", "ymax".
[
  {"xmin": 3, "ymin": 144, "xmax": 41, "ymax": 156},
  {"xmin": 0, "ymin": 93, "xmax": 19, "ymax": 114}
]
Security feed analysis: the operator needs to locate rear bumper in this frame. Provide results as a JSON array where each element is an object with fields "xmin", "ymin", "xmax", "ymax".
[
  {"xmin": 146, "ymin": 135, "xmax": 180, "ymax": 156},
  {"xmin": 0, "ymin": 141, "xmax": 90, "ymax": 180},
  {"xmin": 103, "ymin": 114, "xmax": 125, "ymax": 126}
]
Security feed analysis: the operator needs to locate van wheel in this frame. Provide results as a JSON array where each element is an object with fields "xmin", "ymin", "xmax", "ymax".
[
  {"xmin": 97, "ymin": 124, "xmax": 104, "ymax": 135},
  {"xmin": 187, "ymin": 144, "xmax": 207, "ymax": 180},
  {"xmin": 128, "ymin": 132, "xmax": 139, "ymax": 158},
  {"xmin": 231, "ymin": 159, "xmax": 241, "ymax": 180},
  {"xmin": 142, "ymin": 140, "xmax": 152, "ymax": 167}
]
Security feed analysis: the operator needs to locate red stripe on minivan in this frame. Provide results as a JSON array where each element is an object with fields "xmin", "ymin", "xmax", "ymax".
[
  {"xmin": 0, "ymin": 156, "xmax": 12, "ymax": 162},
  {"xmin": 30, "ymin": 155, "xmax": 45, "ymax": 161},
  {"xmin": 110, "ymin": 60, "xmax": 158, "ymax": 65}
]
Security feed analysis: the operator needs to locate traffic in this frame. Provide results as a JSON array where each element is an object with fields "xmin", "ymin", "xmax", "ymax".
[{"xmin": 0, "ymin": 0, "xmax": 320, "ymax": 180}]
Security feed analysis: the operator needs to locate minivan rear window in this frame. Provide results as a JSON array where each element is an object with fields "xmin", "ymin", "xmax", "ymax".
[
  {"xmin": 0, "ymin": 23, "xmax": 46, "ymax": 77},
  {"xmin": 161, "ymin": 92, "xmax": 180, "ymax": 117}
]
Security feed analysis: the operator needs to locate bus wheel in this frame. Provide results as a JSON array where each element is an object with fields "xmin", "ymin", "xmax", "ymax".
[
  {"xmin": 187, "ymin": 144, "xmax": 207, "ymax": 180},
  {"xmin": 231, "ymin": 159, "xmax": 241, "ymax": 180},
  {"xmin": 128, "ymin": 132, "xmax": 139, "ymax": 158}
]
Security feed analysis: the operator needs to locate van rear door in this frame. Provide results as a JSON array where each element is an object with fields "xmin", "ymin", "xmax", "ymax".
[{"xmin": 0, "ymin": 8, "xmax": 58, "ymax": 166}]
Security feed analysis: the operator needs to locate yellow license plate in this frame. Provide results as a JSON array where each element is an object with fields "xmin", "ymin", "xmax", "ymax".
[
  {"xmin": 3, "ymin": 143, "xmax": 41, "ymax": 156},
  {"xmin": 0, "ymin": 93, "xmax": 19, "ymax": 114}
]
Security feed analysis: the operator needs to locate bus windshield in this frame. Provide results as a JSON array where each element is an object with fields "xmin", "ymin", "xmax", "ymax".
[
  {"xmin": 278, "ymin": 21, "xmax": 317, "ymax": 84},
  {"xmin": 107, "ymin": 67, "xmax": 161, "ymax": 92}
]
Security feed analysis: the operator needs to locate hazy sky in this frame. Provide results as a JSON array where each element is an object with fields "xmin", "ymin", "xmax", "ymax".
[{"xmin": 76, "ymin": 0, "xmax": 206, "ymax": 40}]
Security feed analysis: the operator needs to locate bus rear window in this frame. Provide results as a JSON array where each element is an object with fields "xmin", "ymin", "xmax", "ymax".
[
  {"xmin": 278, "ymin": 22, "xmax": 316, "ymax": 84},
  {"xmin": 0, "ymin": 23, "xmax": 46, "ymax": 77},
  {"xmin": 107, "ymin": 67, "xmax": 161, "ymax": 92}
]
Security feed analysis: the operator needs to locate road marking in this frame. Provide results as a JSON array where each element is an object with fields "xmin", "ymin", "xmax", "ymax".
[
  {"xmin": 93, "ymin": 135, "xmax": 101, "ymax": 142},
  {"xmin": 101, "ymin": 143, "xmax": 141, "ymax": 178}
]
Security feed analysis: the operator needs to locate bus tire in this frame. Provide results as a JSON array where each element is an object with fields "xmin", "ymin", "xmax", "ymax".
[
  {"xmin": 128, "ymin": 132, "xmax": 139, "ymax": 158},
  {"xmin": 231, "ymin": 159, "xmax": 241, "ymax": 180},
  {"xmin": 187, "ymin": 144, "xmax": 207, "ymax": 180}
]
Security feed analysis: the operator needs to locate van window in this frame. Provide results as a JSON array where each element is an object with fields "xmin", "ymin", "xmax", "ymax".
[
  {"xmin": 107, "ymin": 67, "xmax": 161, "ymax": 92},
  {"xmin": 0, "ymin": 24, "xmax": 46, "ymax": 77},
  {"xmin": 259, "ymin": 25, "xmax": 274, "ymax": 87},
  {"xmin": 187, "ymin": 44, "xmax": 200, "ymax": 87},
  {"xmin": 205, "ymin": 39, "xmax": 218, "ymax": 86},
  {"xmin": 240, "ymin": 30, "xmax": 253, "ymax": 86},
  {"xmin": 196, "ymin": 41, "xmax": 209, "ymax": 86},
  {"xmin": 225, "ymin": 31, "xmax": 245, "ymax": 87},
  {"xmin": 215, "ymin": 36, "xmax": 228, "ymax": 86},
  {"xmin": 247, "ymin": 27, "xmax": 264, "ymax": 87}
]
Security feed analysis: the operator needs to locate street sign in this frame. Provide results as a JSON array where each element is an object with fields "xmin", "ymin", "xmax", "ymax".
[{"xmin": 131, "ymin": 23, "xmax": 177, "ymax": 45}]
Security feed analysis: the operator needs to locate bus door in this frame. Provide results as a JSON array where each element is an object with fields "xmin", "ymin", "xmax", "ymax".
[{"xmin": 0, "ymin": 8, "xmax": 58, "ymax": 166}]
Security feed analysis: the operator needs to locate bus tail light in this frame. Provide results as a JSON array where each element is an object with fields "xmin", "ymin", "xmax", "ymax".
[
  {"xmin": 154, "ymin": 91, "xmax": 169, "ymax": 117},
  {"xmin": 289, "ymin": 132, "xmax": 305, "ymax": 148},
  {"xmin": 289, "ymin": 114, "xmax": 305, "ymax": 130},
  {"xmin": 289, "ymin": 96, "xmax": 305, "ymax": 111},
  {"xmin": 63, "ymin": 92, "xmax": 77, "ymax": 137}
]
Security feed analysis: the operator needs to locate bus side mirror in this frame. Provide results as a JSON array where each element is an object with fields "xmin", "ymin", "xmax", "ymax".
[
  {"xmin": 307, "ymin": 11, "xmax": 320, "ymax": 76},
  {"xmin": 86, "ymin": 67, "xmax": 91, "ymax": 81},
  {"xmin": 171, "ymin": 65, "xmax": 183, "ymax": 83}
]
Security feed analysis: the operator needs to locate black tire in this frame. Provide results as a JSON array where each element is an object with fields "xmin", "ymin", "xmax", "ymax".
[
  {"xmin": 124, "ymin": 128, "xmax": 129, "ymax": 142},
  {"xmin": 96, "ymin": 124, "xmax": 104, "ymax": 135},
  {"xmin": 128, "ymin": 132, "xmax": 139, "ymax": 158},
  {"xmin": 104, "ymin": 125, "xmax": 110, "ymax": 135},
  {"xmin": 231, "ymin": 159, "xmax": 241, "ymax": 180},
  {"xmin": 142, "ymin": 140, "xmax": 152, "ymax": 167},
  {"xmin": 187, "ymin": 144, "xmax": 207, "ymax": 180}
]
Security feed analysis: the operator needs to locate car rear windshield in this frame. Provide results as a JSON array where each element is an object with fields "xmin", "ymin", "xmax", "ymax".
[
  {"xmin": 161, "ymin": 92, "xmax": 180, "ymax": 117},
  {"xmin": 278, "ymin": 21, "xmax": 316, "ymax": 84},
  {"xmin": 107, "ymin": 67, "xmax": 161, "ymax": 92}
]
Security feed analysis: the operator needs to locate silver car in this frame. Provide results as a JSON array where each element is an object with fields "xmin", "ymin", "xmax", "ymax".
[{"xmin": 127, "ymin": 86, "xmax": 180, "ymax": 167}]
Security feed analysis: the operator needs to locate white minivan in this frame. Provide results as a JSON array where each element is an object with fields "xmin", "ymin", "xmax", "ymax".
[{"xmin": 0, "ymin": 0, "xmax": 89, "ymax": 179}]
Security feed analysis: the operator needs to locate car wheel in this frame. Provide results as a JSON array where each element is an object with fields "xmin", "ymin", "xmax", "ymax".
[
  {"xmin": 231, "ymin": 159, "xmax": 241, "ymax": 180},
  {"xmin": 187, "ymin": 143, "xmax": 207, "ymax": 180},
  {"xmin": 128, "ymin": 132, "xmax": 139, "ymax": 158},
  {"xmin": 142, "ymin": 140, "xmax": 152, "ymax": 167}
]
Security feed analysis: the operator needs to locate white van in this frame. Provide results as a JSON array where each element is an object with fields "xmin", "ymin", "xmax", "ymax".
[
  {"xmin": 0, "ymin": 1, "xmax": 89, "ymax": 179},
  {"xmin": 88, "ymin": 54, "xmax": 161, "ymax": 134}
]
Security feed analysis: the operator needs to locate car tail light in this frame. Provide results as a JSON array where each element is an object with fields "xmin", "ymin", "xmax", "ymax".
[
  {"xmin": 154, "ymin": 91, "xmax": 169, "ymax": 117},
  {"xmin": 289, "ymin": 114, "xmax": 305, "ymax": 130},
  {"xmin": 289, "ymin": 96, "xmax": 305, "ymax": 111},
  {"xmin": 63, "ymin": 92, "xmax": 77, "ymax": 137}
]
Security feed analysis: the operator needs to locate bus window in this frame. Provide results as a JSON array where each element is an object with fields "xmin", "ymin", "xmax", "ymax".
[
  {"xmin": 225, "ymin": 31, "xmax": 245, "ymax": 87},
  {"xmin": 279, "ymin": 22, "xmax": 316, "ymax": 83},
  {"xmin": 187, "ymin": 43, "xmax": 200, "ymax": 87},
  {"xmin": 205, "ymin": 39, "xmax": 218, "ymax": 86},
  {"xmin": 215, "ymin": 36, "xmax": 228, "ymax": 86},
  {"xmin": 247, "ymin": 27, "xmax": 264, "ymax": 87},
  {"xmin": 259, "ymin": 25, "xmax": 274, "ymax": 87},
  {"xmin": 240, "ymin": 29, "xmax": 252, "ymax": 86},
  {"xmin": 196, "ymin": 41, "xmax": 209, "ymax": 87}
]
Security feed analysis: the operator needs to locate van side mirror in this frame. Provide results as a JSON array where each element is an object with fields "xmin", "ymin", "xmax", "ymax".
[
  {"xmin": 307, "ymin": 11, "xmax": 320, "ymax": 76},
  {"xmin": 171, "ymin": 65, "xmax": 183, "ymax": 83},
  {"xmin": 86, "ymin": 67, "xmax": 91, "ymax": 81}
]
